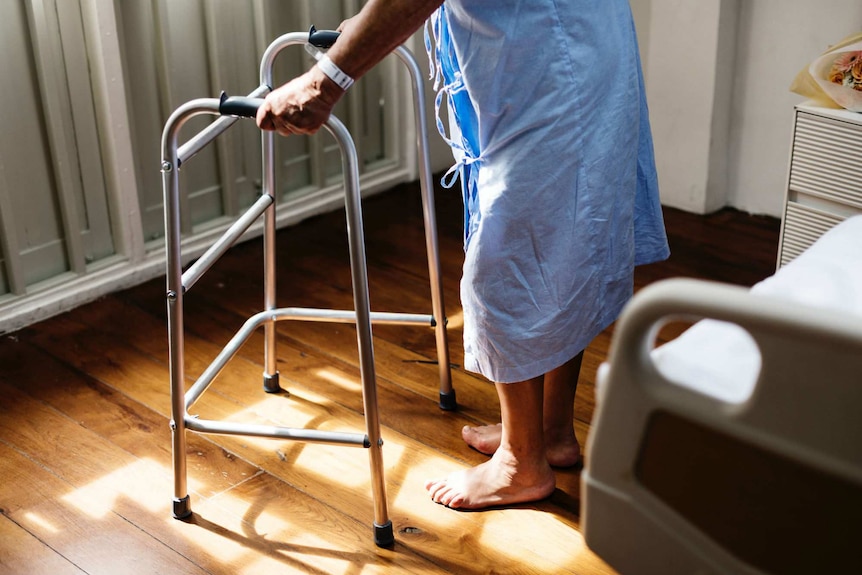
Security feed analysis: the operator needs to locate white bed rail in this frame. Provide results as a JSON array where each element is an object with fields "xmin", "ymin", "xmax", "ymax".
[{"xmin": 584, "ymin": 276, "xmax": 862, "ymax": 575}]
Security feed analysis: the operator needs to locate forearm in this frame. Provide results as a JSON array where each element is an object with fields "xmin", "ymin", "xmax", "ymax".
[
  {"xmin": 325, "ymin": 0, "xmax": 444, "ymax": 80},
  {"xmin": 258, "ymin": 1, "xmax": 442, "ymax": 135}
]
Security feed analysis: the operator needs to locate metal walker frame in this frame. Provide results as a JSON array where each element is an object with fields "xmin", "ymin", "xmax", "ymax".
[{"xmin": 160, "ymin": 30, "xmax": 454, "ymax": 548}]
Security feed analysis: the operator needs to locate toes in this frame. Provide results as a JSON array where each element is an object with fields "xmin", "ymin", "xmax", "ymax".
[
  {"xmin": 425, "ymin": 478, "xmax": 448, "ymax": 502},
  {"xmin": 425, "ymin": 478, "xmax": 464, "ymax": 508},
  {"xmin": 436, "ymin": 486, "xmax": 462, "ymax": 508}
]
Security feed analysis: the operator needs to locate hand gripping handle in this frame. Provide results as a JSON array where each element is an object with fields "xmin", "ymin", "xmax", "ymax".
[{"xmin": 218, "ymin": 25, "xmax": 340, "ymax": 118}]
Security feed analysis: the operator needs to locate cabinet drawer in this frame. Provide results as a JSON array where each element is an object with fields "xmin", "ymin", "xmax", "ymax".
[
  {"xmin": 779, "ymin": 201, "xmax": 846, "ymax": 267},
  {"xmin": 789, "ymin": 112, "xmax": 862, "ymax": 210}
]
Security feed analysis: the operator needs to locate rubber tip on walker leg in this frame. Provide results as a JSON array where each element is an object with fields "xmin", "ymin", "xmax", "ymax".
[
  {"xmin": 374, "ymin": 521, "xmax": 395, "ymax": 548},
  {"xmin": 172, "ymin": 495, "xmax": 192, "ymax": 519},
  {"xmin": 263, "ymin": 372, "xmax": 282, "ymax": 394},
  {"xmin": 439, "ymin": 389, "xmax": 457, "ymax": 411}
]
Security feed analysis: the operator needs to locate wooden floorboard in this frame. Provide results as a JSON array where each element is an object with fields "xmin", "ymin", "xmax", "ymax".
[{"xmin": 0, "ymin": 180, "xmax": 779, "ymax": 574}]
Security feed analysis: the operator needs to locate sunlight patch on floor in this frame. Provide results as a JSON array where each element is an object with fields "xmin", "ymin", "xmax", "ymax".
[
  {"xmin": 23, "ymin": 512, "xmax": 59, "ymax": 534},
  {"xmin": 47, "ymin": 420, "xmax": 596, "ymax": 573},
  {"xmin": 61, "ymin": 458, "xmax": 192, "ymax": 519},
  {"xmin": 227, "ymin": 388, "xmax": 353, "ymax": 431},
  {"xmin": 474, "ymin": 506, "xmax": 588, "ymax": 566},
  {"xmin": 314, "ymin": 367, "xmax": 362, "ymax": 394},
  {"xmin": 59, "ymin": 458, "xmax": 279, "ymax": 563},
  {"xmin": 201, "ymin": 483, "xmax": 395, "ymax": 575},
  {"xmin": 384, "ymin": 438, "xmax": 595, "ymax": 571}
]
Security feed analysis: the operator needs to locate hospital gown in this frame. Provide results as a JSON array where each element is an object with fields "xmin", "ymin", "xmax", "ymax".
[{"xmin": 427, "ymin": 0, "xmax": 670, "ymax": 383}]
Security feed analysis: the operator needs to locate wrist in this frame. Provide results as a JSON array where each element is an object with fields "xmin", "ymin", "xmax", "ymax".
[{"xmin": 316, "ymin": 54, "xmax": 354, "ymax": 91}]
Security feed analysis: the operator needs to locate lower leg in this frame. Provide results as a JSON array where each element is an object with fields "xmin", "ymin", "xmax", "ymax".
[
  {"xmin": 425, "ymin": 377, "xmax": 555, "ymax": 509},
  {"xmin": 462, "ymin": 351, "xmax": 584, "ymax": 467},
  {"xmin": 542, "ymin": 351, "xmax": 583, "ymax": 467}
]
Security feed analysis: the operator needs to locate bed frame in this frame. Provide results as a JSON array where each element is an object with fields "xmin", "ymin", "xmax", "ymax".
[{"xmin": 582, "ymin": 216, "xmax": 862, "ymax": 574}]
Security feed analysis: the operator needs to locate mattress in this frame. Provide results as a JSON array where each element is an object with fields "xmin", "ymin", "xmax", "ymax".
[{"xmin": 648, "ymin": 214, "xmax": 862, "ymax": 403}]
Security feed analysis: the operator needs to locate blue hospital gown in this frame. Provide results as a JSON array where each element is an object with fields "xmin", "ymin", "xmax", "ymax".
[{"xmin": 427, "ymin": 0, "xmax": 670, "ymax": 383}]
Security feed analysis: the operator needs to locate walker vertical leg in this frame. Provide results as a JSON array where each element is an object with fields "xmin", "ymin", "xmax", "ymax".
[
  {"xmin": 353, "ymin": 252, "xmax": 394, "ymax": 546},
  {"xmin": 397, "ymin": 47, "xmax": 456, "ymax": 410},
  {"xmin": 421, "ymin": 183, "xmax": 456, "ymax": 411},
  {"xmin": 168, "ymin": 293, "xmax": 191, "ymax": 518},
  {"xmin": 162, "ymin": 148, "xmax": 192, "ymax": 519},
  {"xmin": 334, "ymin": 116, "xmax": 393, "ymax": 547},
  {"xmin": 261, "ymin": 130, "xmax": 282, "ymax": 394},
  {"xmin": 168, "ymin": 290, "xmax": 192, "ymax": 519}
]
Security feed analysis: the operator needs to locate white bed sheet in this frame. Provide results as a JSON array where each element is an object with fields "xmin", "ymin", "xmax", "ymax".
[{"xmin": 648, "ymin": 215, "xmax": 862, "ymax": 404}]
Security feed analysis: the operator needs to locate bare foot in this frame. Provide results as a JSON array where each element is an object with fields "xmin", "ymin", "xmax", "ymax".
[
  {"xmin": 462, "ymin": 423, "xmax": 582, "ymax": 468},
  {"xmin": 461, "ymin": 423, "xmax": 502, "ymax": 456},
  {"xmin": 545, "ymin": 436, "xmax": 582, "ymax": 469},
  {"xmin": 424, "ymin": 449, "xmax": 556, "ymax": 510}
]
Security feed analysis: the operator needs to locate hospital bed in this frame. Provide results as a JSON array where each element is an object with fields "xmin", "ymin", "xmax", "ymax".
[{"xmin": 582, "ymin": 215, "xmax": 862, "ymax": 574}]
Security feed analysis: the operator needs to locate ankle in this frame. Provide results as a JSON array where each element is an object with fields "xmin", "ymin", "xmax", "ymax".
[
  {"xmin": 543, "ymin": 424, "xmax": 578, "ymax": 445},
  {"xmin": 495, "ymin": 441, "xmax": 550, "ymax": 471}
]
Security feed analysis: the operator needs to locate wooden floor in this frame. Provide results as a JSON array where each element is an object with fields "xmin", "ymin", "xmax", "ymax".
[{"xmin": 0, "ymin": 180, "xmax": 779, "ymax": 575}]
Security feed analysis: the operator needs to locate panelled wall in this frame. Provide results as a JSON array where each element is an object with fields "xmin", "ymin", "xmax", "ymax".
[
  {"xmin": 0, "ymin": 0, "xmax": 420, "ymax": 333},
  {"xmin": 1, "ymin": 0, "xmax": 116, "ymax": 294}
]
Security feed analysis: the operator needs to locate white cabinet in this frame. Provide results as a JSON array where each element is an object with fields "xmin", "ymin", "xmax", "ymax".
[{"xmin": 778, "ymin": 105, "xmax": 862, "ymax": 268}]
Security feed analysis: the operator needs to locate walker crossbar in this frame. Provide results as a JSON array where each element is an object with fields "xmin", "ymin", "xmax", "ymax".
[
  {"xmin": 183, "ymin": 305, "xmax": 437, "ymax": 411},
  {"xmin": 162, "ymin": 29, "xmax": 453, "ymax": 549},
  {"xmin": 185, "ymin": 417, "xmax": 370, "ymax": 447},
  {"xmin": 182, "ymin": 193, "xmax": 273, "ymax": 292}
]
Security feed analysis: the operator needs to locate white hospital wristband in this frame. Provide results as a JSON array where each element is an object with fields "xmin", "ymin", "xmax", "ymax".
[{"xmin": 317, "ymin": 55, "xmax": 354, "ymax": 91}]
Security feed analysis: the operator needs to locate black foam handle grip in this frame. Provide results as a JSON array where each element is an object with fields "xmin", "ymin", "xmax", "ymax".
[
  {"xmin": 308, "ymin": 25, "xmax": 340, "ymax": 49},
  {"xmin": 218, "ymin": 92, "xmax": 264, "ymax": 118}
]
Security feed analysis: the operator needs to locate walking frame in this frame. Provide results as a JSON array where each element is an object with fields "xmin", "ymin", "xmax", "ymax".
[{"xmin": 160, "ymin": 28, "xmax": 454, "ymax": 548}]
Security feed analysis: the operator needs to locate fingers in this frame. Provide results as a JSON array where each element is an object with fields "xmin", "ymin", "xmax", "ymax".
[
  {"xmin": 255, "ymin": 96, "xmax": 302, "ymax": 136},
  {"xmin": 271, "ymin": 118, "xmax": 320, "ymax": 137},
  {"xmin": 255, "ymin": 101, "xmax": 275, "ymax": 131},
  {"xmin": 277, "ymin": 120, "xmax": 319, "ymax": 137},
  {"xmin": 276, "ymin": 121, "xmax": 300, "ymax": 137}
]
